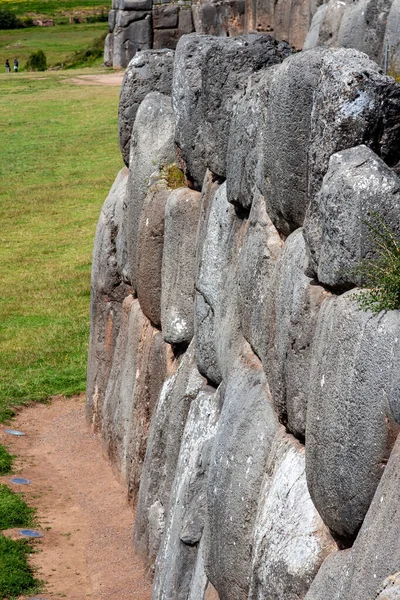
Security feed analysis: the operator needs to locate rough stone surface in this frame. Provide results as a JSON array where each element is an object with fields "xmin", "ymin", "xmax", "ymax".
[
  {"xmin": 86, "ymin": 168, "xmax": 131, "ymax": 431},
  {"xmin": 112, "ymin": 15, "xmax": 153, "ymax": 69},
  {"xmin": 264, "ymin": 229, "xmax": 330, "ymax": 439},
  {"xmin": 304, "ymin": 0, "xmax": 350, "ymax": 50},
  {"xmin": 153, "ymin": 4, "xmax": 178, "ymax": 28},
  {"xmin": 195, "ymin": 182, "xmax": 241, "ymax": 385},
  {"xmin": 178, "ymin": 7, "xmax": 194, "ymax": 33},
  {"xmin": 204, "ymin": 348, "xmax": 278, "ymax": 600},
  {"xmin": 136, "ymin": 177, "xmax": 170, "ymax": 328},
  {"xmin": 304, "ymin": 145, "xmax": 400, "ymax": 290},
  {"xmin": 304, "ymin": 550, "xmax": 352, "ymax": 600},
  {"xmin": 385, "ymin": 0, "xmax": 400, "ymax": 73},
  {"xmin": 152, "ymin": 386, "xmax": 219, "ymax": 600},
  {"xmin": 249, "ymin": 430, "xmax": 337, "ymax": 600},
  {"xmin": 172, "ymin": 33, "xmax": 294, "ymax": 189},
  {"xmin": 118, "ymin": 49, "xmax": 175, "ymax": 166},
  {"xmin": 123, "ymin": 91, "xmax": 175, "ymax": 289},
  {"xmin": 307, "ymin": 48, "xmax": 400, "ymax": 263},
  {"xmin": 153, "ymin": 28, "xmax": 181, "ymax": 50},
  {"xmin": 161, "ymin": 187, "xmax": 202, "ymax": 345},
  {"xmin": 306, "ymin": 291, "xmax": 400, "ymax": 540},
  {"xmin": 101, "ymin": 296, "xmax": 145, "ymax": 481},
  {"xmin": 337, "ymin": 0, "xmax": 392, "ymax": 66},
  {"xmin": 104, "ymin": 32, "xmax": 114, "ymax": 66},
  {"xmin": 376, "ymin": 574, "xmax": 400, "ymax": 600},
  {"xmin": 237, "ymin": 189, "xmax": 282, "ymax": 357},
  {"xmin": 133, "ymin": 341, "xmax": 206, "ymax": 568},
  {"xmin": 227, "ymin": 48, "xmax": 324, "ymax": 232},
  {"xmin": 191, "ymin": 0, "xmax": 245, "ymax": 37}
]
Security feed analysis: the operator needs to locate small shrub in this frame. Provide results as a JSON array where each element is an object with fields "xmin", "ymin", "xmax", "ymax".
[
  {"xmin": 86, "ymin": 10, "xmax": 108, "ymax": 23},
  {"xmin": 0, "ymin": 536, "xmax": 39, "ymax": 598},
  {"xmin": 0, "ymin": 484, "xmax": 35, "ymax": 530},
  {"xmin": 0, "ymin": 8, "xmax": 20, "ymax": 30},
  {"xmin": 25, "ymin": 50, "xmax": 47, "ymax": 72},
  {"xmin": 354, "ymin": 214, "xmax": 400, "ymax": 313},
  {"xmin": 0, "ymin": 445, "xmax": 14, "ymax": 475},
  {"xmin": 63, "ymin": 32, "xmax": 106, "ymax": 69},
  {"xmin": 161, "ymin": 163, "xmax": 185, "ymax": 189}
]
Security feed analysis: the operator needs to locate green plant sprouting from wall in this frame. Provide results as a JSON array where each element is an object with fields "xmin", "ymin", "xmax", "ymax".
[{"xmin": 354, "ymin": 214, "xmax": 400, "ymax": 313}]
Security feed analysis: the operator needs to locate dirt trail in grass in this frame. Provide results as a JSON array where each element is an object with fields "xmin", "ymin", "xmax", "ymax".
[
  {"xmin": 66, "ymin": 72, "xmax": 125, "ymax": 86},
  {"xmin": 0, "ymin": 395, "xmax": 152, "ymax": 600}
]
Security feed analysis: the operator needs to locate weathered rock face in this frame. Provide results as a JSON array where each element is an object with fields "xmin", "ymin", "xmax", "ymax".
[
  {"xmin": 306, "ymin": 292, "xmax": 400, "ymax": 541},
  {"xmin": 172, "ymin": 33, "xmax": 294, "ymax": 190},
  {"xmin": 161, "ymin": 187, "xmax": 202, "ymax": 345},
  {"xmin": 191, "ymin": 0, "xmax": 246, "ymax": 37},
  {"xmin": 304, "ymin": 145, "xmax": 400, "ymax": 290},
  {"xmin": 118, "ymin": 49, "xmax": 175, "ymax": 166},
  {"xmin": 86, "ymin": 168, "xmax": 131, "ymax": 431},
  {"xmin": 204, "ymin": 349, "xmax": 278, "ymax": 600},
  {"xmin": 123, "ymin": 91, "xmax": 175, "ymax": 289},
  {"xmin": 249, "ymin": 430, "xmax": 337, "ymax": 600}
]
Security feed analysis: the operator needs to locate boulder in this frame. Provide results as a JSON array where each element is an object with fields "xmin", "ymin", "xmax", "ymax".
[
  {"xmin": 227, "ymin": 48, "xmax": 325, "ymax": 232},
  {"xmin": 303, "ymin": 4, "xmax": 328, "ymax": 49},
  {"xmin": 204, "ymin": 348, "xmax": 279, "ymax": 600},
  {"xmin": 337, "ymin": 0, "xmax": 392, "ymax": 66},
  {"xmin": 307, "ymin": 48, "xmax": 400, "ymax": 275},
  {"xmin": 303, "ymin": 0, "xmax": 350, "ymax": 50},
  {"xmin": 376, "ymin": 574, "xmax": 400, "ymax": 600},
  {"xmin": 306, "ymin": 291, "xmax": 400, "ymax": 541},
  {"xmin": 104, "ymin": 32, "xmax": 114, "ymax": 67},
  {"xmin": 123, "ymin": 92, "xmax": 175, "ymax": 289},
  {"xmin": 86, "ymin": 168, "xmax": 131, "ymax": 431},
  {"xmin": 385, "ymin": 0, "xmax": 400, "ymax": 74},
  {"xmin": 133, "ymin": 341, "xmax": 206, "ymax": 568},
  {"xmin": 195, "ymin": 182, "xmax": 241, "ymax": 385},
  {"xmin": 153, "ymin": 4, "xmax": 179, "ymax": 28},
  {"xmin": 264, "ymin": 229, "xmax": 330, "ymax": 439},
  {"xmin": 249, "ymin": 430, "xmax": 337, "ymax": 600},
  {"xmin": 172, "ymin": 33, "xmax": 294, "ymax": 189},
  {"xmin": 118, "ymin": 49, "xmax": 175, "ymax": 167},
  {"xmin": 237, "ymin": 189, "xmax": 282, "ymax": 358},
  {"xmin": 136, "ymin": 177, "xmax": 170, "ymax": 328},
  {"xmin": 304, "ymin": 550, "xmax": 352, "ymax": 600},
  {"xmin": 112, "ymin": 15, "xmax": 153, "ymax": 68},
  {"xmin": 152, "ymin": 386, "xmax": 219, "ymax": 600},
  {"xmin": 303, "ymin": 145, "xmax": 400, "ymax": 291},
  {"xmin": 161, "ymin": 187, "xmax": 202, "ymax": 345}
]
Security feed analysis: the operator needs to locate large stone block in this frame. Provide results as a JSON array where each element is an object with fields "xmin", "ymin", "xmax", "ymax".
[
  {"xmin": 120, "ymin": 0, "xmax": 153, "ymax": 9},
  {"xmin": 249, "ymin": 430, "xmax": 337, "ymax": 600},
  {"xmin": 304, "ymin": 145, "xmax": 400, "ymax": 290},
  {"xmin": 191, "ymin": 0, "xmax": 245, "ymax": 37},
  {"xmin": 136, "ymin": 178, "xmax": 170, "ymax": 328},
  {"xmin": 304, "ymin": 550, "xmax": 352, "ymax": 600},
  {"xmin": 195, "ymin": 182, "xmax": 241, "ymax": 385},
  {"xmin": 152, "ymin": 386, "xmax": 219, "ymax": 600},
  {"xmin": 115, "ymin": 9, "xmax": 151, "ymax": 28},
  {"xmin": 86, "ymin": 168, "xmax": 131, "ymax": 431},
  {"xmin": 133, "ymin": 341, "xmax": 206, "ymax": 568},
  {"xmin": 237, "ymin": 189, "xmax": 282, "ymax": 357},
  {"xmin": 303, "ymin": 0, "xmax": 350, "ymax": 50},
  {"xmin": 227, "ymin": 48, "xmax": 324, "ymax": 232},
  {"xmin": 112, "ymin": 15, "xmax": 153, "ymax": 68},
  {"xmin": 337, "ymin": 0, "xmax": 392, "ymax": 66},
  {"xmin": 104, "ymin": 32, "xmax": 114, "ymax": 66},
  {"xmin": 118, "ymin": 49, "xmax": 175, "ymax": 167},
  {"xmin": 264, "ymin": 229, "xmax": 330, "ymax": 439},
  {"xmin": 153, "ymin": 4, "xmax": 179, "ymax": 28},
  {"xmin": 306, "ymin": 292, "xmax": 400, "ymax": 540},
  {"xmin": 172, "ymin": 33, "xmax": 294, "ymax": 189},
  {"xmin": 274, "ymin": 0, "xmax": 314, "ymax": 49},
  {"xmin": 385, "ymin": 0, "xmax": 400, "ymax": 73},
  {"xmin": 123, "ymin": 92, "xmax": 175, "ymax": 289},
  {"xmin": 204, "ymin": 348, "xmax": 279, "ymax": 600},
  {"xmin": 153, "ymin": 28, "xmax": 181, "ymax": 50},
  {"xmin": 161, "ymin": 187, "xmax": 202, "ymax": 345},
  {"xmin": 307, "ymin": 48, "xmax": 400, "ymax": 269},
  {"xmin": 178, "ymin": 7, "xmax": 194, "ymax": 34}
]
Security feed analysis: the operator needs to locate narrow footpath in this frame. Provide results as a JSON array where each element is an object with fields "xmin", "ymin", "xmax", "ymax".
[{"xmin": 0, "ymin": 395, "xmax": 152, "ymax": 600}]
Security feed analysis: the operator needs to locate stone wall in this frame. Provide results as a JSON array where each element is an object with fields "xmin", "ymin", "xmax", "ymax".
[{"xmin": 88, "ymin": 34, "xmax": 400, "ymax": 600}]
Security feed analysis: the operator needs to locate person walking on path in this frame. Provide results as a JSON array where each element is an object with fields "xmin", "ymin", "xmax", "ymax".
[
  {"xmin": 5, "ymin": 59, "xmax": 10, "ymax": 73},
  {"xmin": 14, "ymin": 58, "xmax": 18, "ymax": 72}
]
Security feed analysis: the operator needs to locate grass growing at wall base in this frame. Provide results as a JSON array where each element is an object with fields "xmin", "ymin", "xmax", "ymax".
[
  {"xmin": 0, "ymin": 445, "xmax": 14, "ymax": 475},
  {"xmin": 0, "ymin": 536, "xmax": 40, "ymax": 599},
  {"xmin": 0, "ymin": 69, "xmax": 122, "ymax": 418}
]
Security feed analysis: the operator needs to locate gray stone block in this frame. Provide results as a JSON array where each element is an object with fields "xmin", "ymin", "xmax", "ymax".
[
  {"xmin": 172, "ymin": 33, "xmax": 294, "ymax": 190},
  {"xmin": 204, "ymin": 348, "xmax": 279, "ymax": 600},
  {"xmin": 153, "ymin": 4, "xmax": 179, "ymax": 28},
  {"xmin": 249, "ymin": 430, "xmax": 337, "ymax": 600},
  {"xmin": 304, "ymin": 145, "xmax": 400, "ymax": 291},
  {"xmin": 152, "ymin": 386, "xmax": 219, "ymax": 600},
  {"xmin": 385, "ymin": 0, "xmax": 400, "ymax": 74},
  {"xmin": 161, "ymin": 187, "xmax": 202, "ymax": 345},
  {"xmin": 178, "ymin": 7, "xmax": 193, "ymax": 33},
  {"xmin": 112, "ymin": 15, "xmax": 153, "ymax": 68},
  {"xmin": 108, "ymin": 9, "xmax": 116, "ymax": 31},
  {"xmin": 121, "ymin": 0, "xmax": 153, "ymax": 10},
  {"xmin": 304, "ymin": 550, "xmax": 352, "ymax": 600},
  {"xmin": 115, "ymin": 9, "xmax": 151, "ymax": 28},
  {"xmin": 118, "ymin": 49, "xmax": 175, "ymax": 166},
  {"xmin": 86, "ymin": 168, "xmax": 131, "ymax": 431},
  {"xmin": 104, "ymin": 32, "xmax": 114, "ymax": 67},
  {"xmin": 123, "ymin": 92, "xmax": 175, "ymax": 289},
  {"xmin": 303, "ymin": 0, "xmax": 350, "ymax": 50},
  {"xmin": 306, "ymin": 291, "xmax": 400, "ymax": 540},
  {"xmin": 153, "ymin": 28, "xmax": 181, "ymax": 50},
  {"xmin": 133, "ymin": 341, "xmax": 206, "ymax": 568}
]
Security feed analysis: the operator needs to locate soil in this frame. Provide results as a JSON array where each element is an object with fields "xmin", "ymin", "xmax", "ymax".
[
  {"xmin": 66, "ymin": 73, "xmax": 125, "ymax": 86},
  {"xmin": 0, "ymin": 395, "xmax": 152, "ymax": 600}
]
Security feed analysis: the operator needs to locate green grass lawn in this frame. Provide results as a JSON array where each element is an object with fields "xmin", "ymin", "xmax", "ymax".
[
  {"xmin": 0, "ymin": 22, "xmax": 108, "ymax": 69},
  {"xmin": 0, "ymin": 69, "xmax": 123, "ymax": 420},
  {"xmin": 1, "ymin": 0, "xmax": 109, "ymax": 17}
]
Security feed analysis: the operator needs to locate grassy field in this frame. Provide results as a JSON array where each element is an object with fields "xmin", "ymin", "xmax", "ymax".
[
  {"xmin": 1, "ymin": 0, "xmax": 108, "ymax": 16},
  {"xmin": 0, "ymin": 69, "xmax": 123, "ymax": 421},
  {"xmin": 0, "ymin": 22, "xmax": 108, "ymax": 69}
]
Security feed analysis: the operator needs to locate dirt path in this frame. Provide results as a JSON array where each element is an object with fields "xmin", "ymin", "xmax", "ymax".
[
  {"xmin": 66, "ymin": 73, "xmax": 125, "ymax": 86},
  {"xmin": 0, "ymin": 395, "xmax": 152, "ymax": 600}
]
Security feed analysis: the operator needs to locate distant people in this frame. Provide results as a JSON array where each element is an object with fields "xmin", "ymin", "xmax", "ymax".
[
  {"xmin": 14, "ymin": 58, "xmax": 18, "ymax": 72},
  {"xmin": 5, "ymin": 59, "xmax": 10, "ymax": 73}
]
